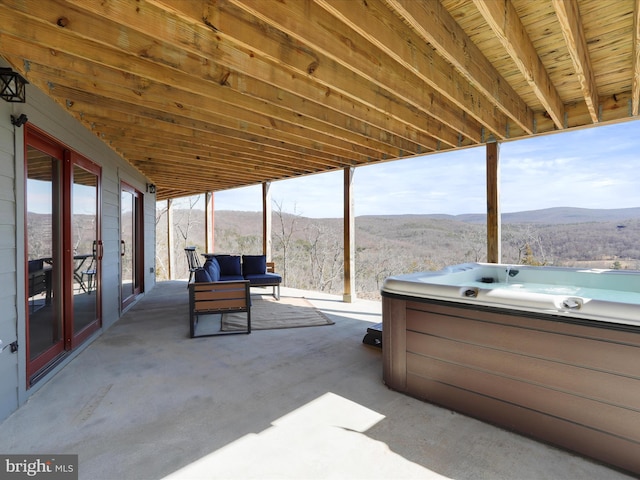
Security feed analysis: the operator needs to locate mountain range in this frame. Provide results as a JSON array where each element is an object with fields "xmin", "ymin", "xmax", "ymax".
[{"xmin": 356, "ymin": 206, "xmax": 640, "ymax": 225}]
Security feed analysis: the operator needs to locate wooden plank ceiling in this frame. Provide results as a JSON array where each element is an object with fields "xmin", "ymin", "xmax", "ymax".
[{"xmin": 1, "ymin": 0, "xmax": 639, "ymax": 201}]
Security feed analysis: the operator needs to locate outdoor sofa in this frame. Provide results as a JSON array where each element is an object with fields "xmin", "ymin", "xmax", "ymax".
[
  {"xmin": 202, "ymin": 254, "xmax": 282, "ymax": 300},
  {"xmin": 187, "ymin": 255, "xmax": 282, "ymax": 338}
]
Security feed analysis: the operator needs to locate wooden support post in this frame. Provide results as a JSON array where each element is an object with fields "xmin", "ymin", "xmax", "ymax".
[
  {"xmin": 262, "ymin": 182, "xmax": 272, "ymax": 261},
  {"xmin": 167, "ymin": 198, "xmax": 175, "ymax": 279},
  {"xmin": 205, "ymin": 192, "xmax": 215, "ymax": 254},
  {"xmin": 486, "ymin": 141, "xmax": 501, "ymax": 263},
  {"xmin": 343, "ymin": 167, "xmax": 356, "ymax": 303}
]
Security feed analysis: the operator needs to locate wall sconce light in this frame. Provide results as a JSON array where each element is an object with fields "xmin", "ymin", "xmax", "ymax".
[
  {"xmin": 10, "ymin": 113, "xmax": 28, "ymax": 128},
  {"xmin": 146, "ymin": 183, "xmax": 156, "ymax": 194},
  {"xmin": 0, "ymin": 68, "xmax": 28, "ymax": 103}
]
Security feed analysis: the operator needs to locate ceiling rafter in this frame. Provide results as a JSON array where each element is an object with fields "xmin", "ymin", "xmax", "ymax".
[
  {"xmin": 0, "ymin": 0, "xmax": 636, "ymax": 200},
  {"xmin": 69, "ymin": 0, "xmax": 443, "ymax": 156},
  {"xmin": 314, "ymin": 0, "xmax": 512, "ymax": 140},
  {"xmin": 39, "ymin": 76, "xmax": 366, "ymax": 167},
  {"xmin": 54, "ymin": 85, "xmax": 360, "ymax": 169},
  {"xmin": 473, "ymin": 0, "xmax": 566, "ymax": 130},
  {"xmin": 385, "ymin": 0, "xmax": 533, "ymax": 135},
  {"xmin": 161, "ymin": 0, "xmax": 478, "ymax": 146},
  {"xmin": 233, "ymin": 0, "xmax": 504, "ymax": 142},
  {"xmin": 9, "ymin": 1, "xmax": 421, "ymax": 163},
  {"xmin": 154, "ymin": 0, "xmax": 460, "ymax": 153},
  {"xmin": 551, "ymin": 0, "xmax": 599, "ymax": 123},
  {"xmin": 71, "ymin": 104, "xmax": 351, "ymax": 171},
  {"xmin": 71, "ymin": 0, "xmax": 457, "ymax": 152}
]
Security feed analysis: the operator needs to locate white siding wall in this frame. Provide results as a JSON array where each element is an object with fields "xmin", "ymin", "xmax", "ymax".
[
  {"xmin": 0, "ymin": 98, "xmax": 19, "ymax": 420},
  {"xmin": 0, "ymin": 69, "xmax": 156, "ymax": 422}
]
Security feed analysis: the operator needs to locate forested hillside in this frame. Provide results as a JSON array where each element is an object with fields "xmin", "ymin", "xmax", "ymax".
[{"xmin": 156, "ymin": 207, "xmax": 640, "ymax": 299}]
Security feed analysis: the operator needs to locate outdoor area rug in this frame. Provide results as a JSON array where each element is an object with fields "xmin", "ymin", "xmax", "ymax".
[{"xmin": 221, "ymin": 295, "xmax": 335, "ymax": 332}]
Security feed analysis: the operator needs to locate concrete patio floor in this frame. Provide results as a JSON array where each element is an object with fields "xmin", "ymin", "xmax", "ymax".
[{"xmin": 0, "ymin": 280, "xmax": 632, "ymax": 480}]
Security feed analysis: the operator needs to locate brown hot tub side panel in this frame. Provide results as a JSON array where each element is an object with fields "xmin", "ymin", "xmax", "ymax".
[
  {"xmin": 382, "ymin": 296, "xmax": 407, "ymax": 392},
  {"xmin": 382, "ymin": 295, "xmax": 640, "ymax": 475}
]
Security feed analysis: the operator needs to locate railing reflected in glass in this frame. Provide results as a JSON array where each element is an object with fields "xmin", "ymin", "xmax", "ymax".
[{"xmin": 26, "ymin": 146, "xmax": 62, "ymax": 362}]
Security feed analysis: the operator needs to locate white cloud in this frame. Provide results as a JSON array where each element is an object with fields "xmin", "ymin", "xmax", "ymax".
[{"xmin": 211, "ymin": 119, "xmax": 640, "ymax": 217}]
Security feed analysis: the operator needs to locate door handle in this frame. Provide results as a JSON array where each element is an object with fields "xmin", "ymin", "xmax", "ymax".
[{"xmin": 121, "ymin": 240, "xmax": 126, "ymax": 257}]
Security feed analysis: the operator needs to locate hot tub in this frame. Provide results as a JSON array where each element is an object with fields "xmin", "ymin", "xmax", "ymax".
[{"xmin": 381, "ymin": 263, "xmax": 640, "ymax": 475}]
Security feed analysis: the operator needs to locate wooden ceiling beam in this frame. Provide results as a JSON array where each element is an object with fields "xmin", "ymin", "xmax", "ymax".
[
  {"xmin": 551, "ymin": 0, "xmax": 599, "ymax": 124},
  {"xmin": 0, "ymin": 0, "xmax": 636, "ymax": 201},
  {"xmin": 386, "ymin": 0, "xmax": 533, "ymax": 135},
  {"xmin": 128, "ymin": 151, "xmax": 283, "ymax": 178},
  {"xmin": 473, "ymin": 0, "xmax": 566, "ymax": 130},
  {"xmin": 106, "ymin": 141, "xmax": 296, "ymax": 175},
  {"xmin": 130, "ymin": 156, "xmax": 276, "ymax": 180},
  {"xmin": 150, "ymin": 0, "xmax": 474, "ymax": 146},
  {"xmin": 63, "ymin": 101, "xmax": 390, "ymax": 180},
  {"xmin": 23, "ymin": 67, "xmax": 371, "ymax": 169},
  {"xmin": 133, "ymin": 161, "xmax": 263, "ymax": 183},
  {"xmin": 88, "ymin": 121, "xmax": 339, "ymax": 171},
  {"xmin": 64, "ymin": 0, "xmax": 450, "ymax": 152},
  {"xmin": 92, "ymin": 131, "xmax": 323, "ymax": 178},
  {"xmin": 26, "ymin": 59, "xmax": 405, "ymax": 163},
  {"xmin": 1, "ymin": 1, "xmax": 435, "ymax": 171},
  {"xmin": 128, "ymin": 152, "xmax": 287, "ymax": 181},
  {"xmin": 313, "ymin": 0, "xmax": 510, "ymax": 140},
  {"xmin": 40, "ymin": 82, "xmax": 359, "ymax": 173},
  {"xmin": 0, "ymin": 16, "xmax": 411, "ymax": 165},
  {"xmin": 15, "ymin": 68, "xmax": 359, "ymax": 169}
]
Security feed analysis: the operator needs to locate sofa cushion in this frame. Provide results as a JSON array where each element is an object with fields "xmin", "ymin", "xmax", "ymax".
[
  {"xmin": 194, "ymin": 267, "xmax": 212, "ymax": 283},
  {"xmin": 203, "ymin": 258, "xmax": 221, "ymax": 282},
  {"xmin": 220, "ymin": 274, "xmax": 245, "ymax": 281},
  {"xmin": 215, "ymin": 255, "xmax": 242, "ymax": 276},
  {"xmin": 242, "ymin": 255, "xmax": 267, "ymax": 275},
  {"xmin": 244, "ymin": 273, "xmax": 282, "ymax": 286}
]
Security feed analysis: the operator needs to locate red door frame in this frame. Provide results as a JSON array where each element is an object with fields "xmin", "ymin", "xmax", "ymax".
[
  {"xmin": 120, "ymin": 181, "xmax": 144, "ymax": 310},
  {"xmin": 24, "ymin": 124, "xmax": 102, "ymax": 384}
]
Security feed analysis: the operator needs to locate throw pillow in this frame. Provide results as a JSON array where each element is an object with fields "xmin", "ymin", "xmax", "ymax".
[
  {"xmin": 242, "ymin": 255, "xmax": 267, "ymax": 275},
  {"xmin": 215, "ymin": 255, "xmax": 242, "ymax": 276}
]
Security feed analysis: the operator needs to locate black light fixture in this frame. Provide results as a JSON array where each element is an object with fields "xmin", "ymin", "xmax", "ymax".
[
  {"xmin": 0, "ymin": 68, "xmax": 28, "ymax": 103},
  {"xmin": 146, "ymin": 183, "xmax": 156, "ymax": 194},
  {"xmin": 10, "ymin": 113, "xmax": 28, "ymax": 128}
]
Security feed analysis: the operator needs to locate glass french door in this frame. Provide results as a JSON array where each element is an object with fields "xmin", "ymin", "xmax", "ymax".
[
  {"xmin": 26, "ymin": 142, "xmax": 63, "ymax": 377},
  {"xmin": 25, "ymin": 126, "xmax": 101, "ymax": 384},
  {"xmin": 120, "ymin": 182, "xmax": 143, "ymax": 309},
  {"xmin": 71, "ymin": 159, "xmax": 101, "ymax": 343}
]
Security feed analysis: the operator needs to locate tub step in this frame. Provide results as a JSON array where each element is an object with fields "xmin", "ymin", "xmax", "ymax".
[{"xmin": 362, "ymin": 322, "xmax": 382, "ymax": 347}]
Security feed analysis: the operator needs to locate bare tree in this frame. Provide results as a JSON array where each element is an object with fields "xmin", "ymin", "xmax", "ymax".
[
  {"xmin": 461, "ymin": 227, "xmax": 487, "ymax": 263},
  {"xmin": 175, "ymin": 195, "xmax": 202, "ymax": 247},
  {"xmin": 272, "ymin": 200, "xmax": 302, "ymax": 285},
  {"xmin": 305, "ymin": 222, "xmax": 343, "ymax": 292},
  {"xmin": 154, "ymin": 195, "xmax": 205, "ymax": 280}
]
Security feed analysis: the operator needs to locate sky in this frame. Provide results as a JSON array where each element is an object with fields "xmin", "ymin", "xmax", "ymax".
[{"xmin": 193, "ymin": 119, "xmax": 640, "ymax": 218}]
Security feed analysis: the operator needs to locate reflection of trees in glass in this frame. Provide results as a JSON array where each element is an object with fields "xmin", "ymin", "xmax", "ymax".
[
  {"xmin": 73, "ymin": 215, "xmax": 96, "ymax": 255},
  {"xmin": 72, "ymin": 172, "xmax": 98, "ymax": 297},
  {"xmin": 26, "ymin": 177, "xmax": 54, "ymax": 260},
  {"xmin": 27, "ymin": 212, "xmax": 53, "ymax": 260}
]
